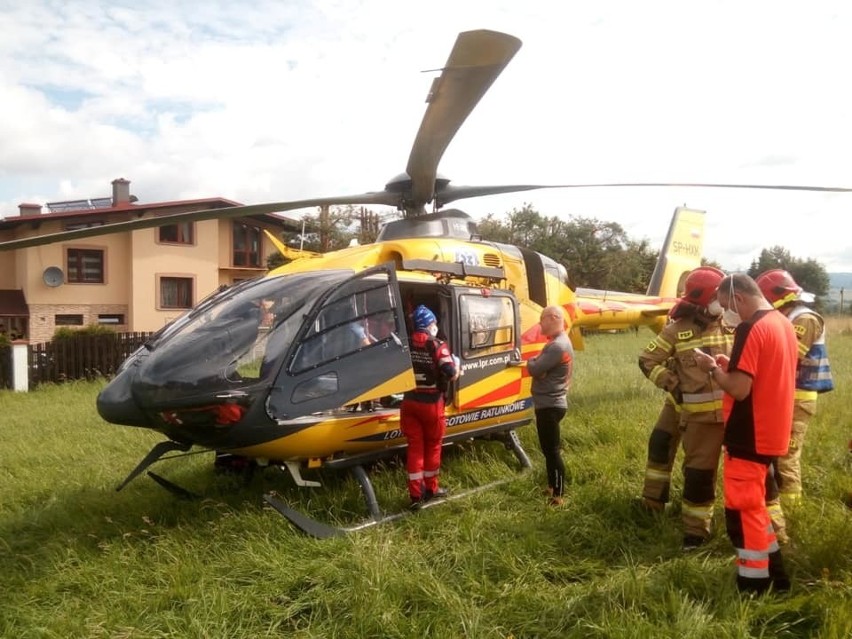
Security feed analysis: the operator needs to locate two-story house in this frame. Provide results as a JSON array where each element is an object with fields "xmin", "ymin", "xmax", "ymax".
[{"xmin": 0, "ymin": 178, "xmax": 299, "ymax": 343}]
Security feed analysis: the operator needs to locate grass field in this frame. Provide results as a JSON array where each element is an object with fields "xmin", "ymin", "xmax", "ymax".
[{"xmin": 1, "ymin": 320, "xmax": 850, "ymax": 638}]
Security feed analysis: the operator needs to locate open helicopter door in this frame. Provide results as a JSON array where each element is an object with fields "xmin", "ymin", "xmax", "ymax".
[
  {"xmin": 453, "ymin": 288, "xmax": 524, "ymax": 411},
  {"xmin": 267, "ymin": 264, "xmax": 414, "ymax": 420}
]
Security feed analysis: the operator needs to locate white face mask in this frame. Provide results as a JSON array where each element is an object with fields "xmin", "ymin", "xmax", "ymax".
[
  {"xmin": 722, "ymin": 309, "xmax": 742, "ymax": 327},
  {"xmin": 722, "ymin": 279, "xmax": 742, "ymax": 326},
  {"xmin": 427, "ymin": 324, "xmax": 439, "ymax": 337},
  {"xmin": 707, "ymin": 299, "xmax": 723, "ymax": 317}
]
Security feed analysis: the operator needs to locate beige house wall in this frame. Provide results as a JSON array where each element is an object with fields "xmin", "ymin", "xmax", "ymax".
[
  {"xmin": 0, "ymin": 252, "xmax": 15, "ymax": 288},
  {"xmin": 2, "ymin": 208, "xmax": 291, "ymax": 342},
  {"xmin": 130, "ymin": 220, "xmax": 222, "ymax": 331}
]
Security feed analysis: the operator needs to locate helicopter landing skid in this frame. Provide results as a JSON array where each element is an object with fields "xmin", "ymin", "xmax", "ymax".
[
  {"xmin": 263, "ymin": 477, "xmax": 516, "ymax": 540},
  {"xmin": 265, "ymin": 428, "xmax": 532, "ymax": 538},
  {"xmin": 146, "ymin": 471, "xmax": 201, "ymax": 500},
  {"xmin": 497, "ymin": 429, "xmax": 532, "ymax": 469}
]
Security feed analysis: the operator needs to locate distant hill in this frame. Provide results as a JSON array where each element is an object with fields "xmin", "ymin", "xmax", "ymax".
[{"xmin": 829, "ymin": 273, "xmax": 852, "ymax": 291}]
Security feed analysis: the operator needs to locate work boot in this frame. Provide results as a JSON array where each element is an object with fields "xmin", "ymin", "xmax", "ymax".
[
  {"xmin": 769, "ymin": 551, "xmax": 791, "ymax": 592},
  {"xmin": 682, "ymin": 535, "xmax": 707, "ymax": 551},
  {"xmin": 424, "ymin": 487, "xmax": 449, "ymax": 502},
  {"xmin": 409, "ymin": 497, "xmax": 425, "ymax": 511}
]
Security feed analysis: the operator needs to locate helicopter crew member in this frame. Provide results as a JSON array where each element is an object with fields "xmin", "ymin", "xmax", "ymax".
[
  {"xmin": 756, "ymin": 269, "xmax": 833, "ymax": 508},
  {"xmin": 401, "ymin": 305, "xmax": 459, "ymax": 509},
  {"xmin": 638, "ymin": 267, "xmax": 735, "ymax": 549},
  {"xmin": 526, "ymin": 305, "xmax": 574, "ymax": 507}
]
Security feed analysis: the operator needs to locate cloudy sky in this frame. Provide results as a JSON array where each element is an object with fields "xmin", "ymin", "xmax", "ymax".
[{"xmin": 2, "ymin": 0, "xmax": 851, "ymax": 272}]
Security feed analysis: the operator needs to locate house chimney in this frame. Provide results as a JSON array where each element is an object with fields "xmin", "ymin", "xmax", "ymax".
[
  {"xmin": 112, "ymin": 178, "xmax": 131, "ymax": 206},
  {"xmin": 18, "ymin": 203, "xmax": 42, "ymax": 216}
]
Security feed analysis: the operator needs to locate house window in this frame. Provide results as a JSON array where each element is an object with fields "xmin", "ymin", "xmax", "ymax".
[
  {"xmin": 56, "ymin": 314, "xmax": 84, "ymax": 326},
  {"xmin": 98, "ymin": 314, "xmax": 125, "ymax": 325},
  {"xmin": 160, "ymin": 277, "xmax": 194, "ymax": 309},
  {"xmin": 158, "ymin": 222, "xmax": 194, "ymax": 245},
  {"xmin": 67, "ymin": 248, "xmax": 105, "ymax": 283},
  {"xmin": 233, "ymin": 223, "xmax": 261, "ymax": 267}
]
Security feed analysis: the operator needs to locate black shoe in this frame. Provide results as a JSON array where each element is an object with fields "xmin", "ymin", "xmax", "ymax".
[
  {"xmin": 424, "ymin": 487, "xmax": 449, "ymax": 502},
  {"xmin": 737, "ymin": 576, "xmax": 771, "ymax": 594},
  {"xmin": 771, "ymin": 576, "xmax": 791, "ymax": 592},
  {"xmin": 682, "ymin": 535, "xmax": 707, "ymax": 551},
  {"xmin": 409, "ymin": 498, "xmax": 425, "ymax": 511}
]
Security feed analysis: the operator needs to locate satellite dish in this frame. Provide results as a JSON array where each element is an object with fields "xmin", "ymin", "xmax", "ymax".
[{"xmin": 43, "ymin": 266, "xmax": 64, "ymax": 287}]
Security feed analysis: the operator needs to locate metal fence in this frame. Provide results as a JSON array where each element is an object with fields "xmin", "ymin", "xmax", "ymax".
[
  {"xmin": 27, "ymin": 332, "xmax": 154, "ymax": 387},
  {"xmin": 0, "ymin": 344, "xmax": 10, "ymax": 389}
]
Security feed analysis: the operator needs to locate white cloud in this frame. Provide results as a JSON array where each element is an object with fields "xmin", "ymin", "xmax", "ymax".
[{"xmin": 1, "ymin": 0, "xmax": 851, "ymax": 271}]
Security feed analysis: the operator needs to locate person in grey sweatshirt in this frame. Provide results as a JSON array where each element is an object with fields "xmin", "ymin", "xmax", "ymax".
[{"xmin": 526, "ymin": 305, "xmax": 574, "ymax": 506}]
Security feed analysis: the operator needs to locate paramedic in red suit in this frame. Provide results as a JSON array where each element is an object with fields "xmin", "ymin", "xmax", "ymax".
[
  {"xmin": 401, "ymin": 305, "xmax": 459, "ymax": 509},
  {"xmin": 694, "ymin": 274, "xmax": 797, "ymax": 594}
]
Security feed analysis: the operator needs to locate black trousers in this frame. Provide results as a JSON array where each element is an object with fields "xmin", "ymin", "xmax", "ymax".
[{"xmin": 535, "ymin": 407, "xmax": 567, "ymax": 497}]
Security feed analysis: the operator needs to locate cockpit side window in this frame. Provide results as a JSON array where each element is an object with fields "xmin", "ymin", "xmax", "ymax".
[{"xmin": 290, "ymin": 272, "xmax": 402, "ymax": 373}]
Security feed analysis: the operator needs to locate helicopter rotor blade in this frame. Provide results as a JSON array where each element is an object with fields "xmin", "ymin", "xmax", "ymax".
[
  {"xmin": 435, "ymin": 181, "xmax": 852, "ymax": 207},
  {"xmin": 0, "ymin": 191, "xmax": 400, "ymax": 252},
  {"xmin": 404, "ymin": 30, "xmax": 522, "ymax": 212}
]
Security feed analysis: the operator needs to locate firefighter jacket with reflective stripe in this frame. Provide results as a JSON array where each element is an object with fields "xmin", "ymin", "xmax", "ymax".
[
  {"xmin": 786, "ymin": 305, "xmax": 833, "ymax": 396},
  {"xmin": 639, "ymin": 314, "xmax": 735, "ymax": 421}
]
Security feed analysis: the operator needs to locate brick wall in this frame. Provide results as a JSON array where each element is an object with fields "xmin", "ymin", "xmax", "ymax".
[{"xmin": 27, "ymin": 303, "xmax": 130, "ymax": 344}]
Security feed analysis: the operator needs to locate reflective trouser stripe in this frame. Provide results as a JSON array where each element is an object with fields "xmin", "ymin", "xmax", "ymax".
[
  {"xmin": 408, "ymin": 471, "xmax": 424, "ymax": 480},
  {"xmin": 423, "ymin": 470, "xmax": 439, "ymax": 478},
  {"xmin": 645, "ymin": 468, "xmax": 671, "ymax": 482},
  {"xmin": 737, "ymin": 562, "xmax": 770, "ymax": 579},
  {"xmin": 682, "ymin": 502, "xmax": 713, "ymax": 520}
]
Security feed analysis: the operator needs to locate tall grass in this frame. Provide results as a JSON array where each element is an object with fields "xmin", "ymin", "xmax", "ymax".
[{"xmin": 1, "ymin": 321, "xmax": 850, "ymax": 638}]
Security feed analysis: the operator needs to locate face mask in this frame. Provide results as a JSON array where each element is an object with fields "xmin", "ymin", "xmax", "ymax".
[
  {"xmin": 707, "ymin": 299, "xmax": 723, "ymax": 317},
  {"xmin": 722, "ymin": 277, "xmax": 742, "ymax": 327},
  {"xmin": 427, "ymin": 324, "xmax": 439, "ymax": 337},
  {"xmin": 722, "ymin": 309, "xmax": 742, "ymax": 327}
]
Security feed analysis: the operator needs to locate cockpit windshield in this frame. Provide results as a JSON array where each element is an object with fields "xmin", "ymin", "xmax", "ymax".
[{"xmin": 136, "ymin": 271, "xmax": 353, "ymax": 399}]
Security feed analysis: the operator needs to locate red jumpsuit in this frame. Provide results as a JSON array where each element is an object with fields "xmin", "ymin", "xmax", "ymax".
[{"xmin": 400, "ymin": 330, "xmax": 457, "ymax": 502}]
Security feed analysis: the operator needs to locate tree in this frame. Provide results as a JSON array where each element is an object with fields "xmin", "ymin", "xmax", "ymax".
[{"xmin": 476, "ymin": 207, "xmax": 657, "ymax": 292}]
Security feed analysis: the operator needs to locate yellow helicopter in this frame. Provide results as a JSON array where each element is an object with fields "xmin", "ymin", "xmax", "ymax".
[{"xmin": 3, "ymin": 29, "xmax": 848, "ymax": 537}]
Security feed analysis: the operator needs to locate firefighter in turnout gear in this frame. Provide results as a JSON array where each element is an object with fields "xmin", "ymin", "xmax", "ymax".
[
  {"xmin": 638, "ymin": 266, "xmax": 735, "ymax": 549},
  {"xmin": 401, "ymin": 305, "xmax": 459, "ymax": 509},
  {"xmin": 756, "ymin": 269, "xmax": 834, "ymax": 507}
]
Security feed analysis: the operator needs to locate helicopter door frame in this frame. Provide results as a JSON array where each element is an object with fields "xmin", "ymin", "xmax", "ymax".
[
  {"xmin": 453, "ymin": 288, "xmax": 523, "ymax": 411},
  {"xmin": 267, "ymin": 264, "xmax": 414, "ymax": 421}
]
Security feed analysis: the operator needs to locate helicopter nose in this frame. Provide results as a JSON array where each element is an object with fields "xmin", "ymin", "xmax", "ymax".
[{"xmin": 96, "ymin": 367, "xmax": 149, "ymax": 427}]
